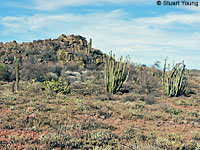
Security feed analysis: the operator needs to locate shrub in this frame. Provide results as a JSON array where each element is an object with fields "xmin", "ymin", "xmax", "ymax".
[
  {"xmin": 132, "ymin": 66, "xmax": 161, "ymax": 94},
  {"xmin": 21, "ymin": 61, "xmax": 47, "ymax": 82},
  {"xmin": 0, "ymin": 63, "xmax": 8, "ymax": 80},
  {"xmin": 192, "ymin": 131, "xmax": 200, "ymax": 141},
  {"xmin": 46, "ymin": 63, "xmax": 62, "ymax": 77},
  {"xmin": 44, "ymin": 78, "xmax": 70, "ymax": 95},
  {"xmin": 24, "ymin": 49, "xmax": 40, "ymax": 56},
  {"xmin": 104, "ymin": 51, "xmax": 129, "ymax": 94},
  {"xmin": 162, "ymin": 58, "xmax": 188, "ymax": 97},
  {"xmin": 41, "ymin": 50, "xmax": 57, "ymax": 62},
  {"xmin": 166, "ymin": 107, "xmax": 183, "ymax": 115},
  {"xmin": 57, "ymin": 50, "xmax": 71, "ymax": 64}
]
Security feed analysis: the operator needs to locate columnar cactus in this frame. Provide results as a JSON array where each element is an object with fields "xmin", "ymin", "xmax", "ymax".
[
  {"xmin": 162, "ymin": 57, "xmax": 167, "ymax": 86},
  {"xmin": 15, "ymin": 58, "xmax": 20, "ymax": 92},
  {"xmin": 12, "ymin": 81, "xmax": 15, "ymax": 94},
  {"xmin": 88, "ymin": 38, "xmax": 92, "ymax": 54},
  {"xmin": 104, "ymin": 51, "xmax": 129, "ymax": 94},
  {"xmin": 163, "ymin": 59, "xmax": 188, "ymax": 97}
]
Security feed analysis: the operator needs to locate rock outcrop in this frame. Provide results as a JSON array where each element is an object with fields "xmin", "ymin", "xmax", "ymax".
[{"xmin": 0, "ymin": 34, "xmax": 106, "ymax": 82}]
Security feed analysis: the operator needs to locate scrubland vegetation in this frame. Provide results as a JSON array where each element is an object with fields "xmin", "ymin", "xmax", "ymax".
[{"xmin": 0, "ymin": 35, "xmax": 200, "ymax": 149}]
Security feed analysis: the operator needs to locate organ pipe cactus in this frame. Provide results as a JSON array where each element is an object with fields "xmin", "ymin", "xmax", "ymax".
[
  {"xmin": 163, "ymin": 58, "xmax": 188, "ymax": 97},
  {"xmin": 104, "ymin": 51, "xmax": 129, "ymax": 94}
]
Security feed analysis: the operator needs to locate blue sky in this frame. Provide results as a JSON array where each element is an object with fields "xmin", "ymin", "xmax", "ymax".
[{"xmin": 0, "ymin": 0, "xmax": 200, "ymax": 69}]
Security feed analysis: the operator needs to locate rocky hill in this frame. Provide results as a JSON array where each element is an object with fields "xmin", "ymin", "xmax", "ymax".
[{"xmin": 0, "ymin": 34, "xmax": 106, "ymax": 82}]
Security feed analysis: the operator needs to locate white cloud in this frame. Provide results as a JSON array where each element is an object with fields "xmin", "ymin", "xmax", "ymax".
[
  {"xmin": 179, "ymin": 2, "xmax": 200, "ymax": 12},
  {"xmin": 0, "ymin": 9, "xmax": 200, "ymax": 69},
  {"xmin": 0, "ymin": 13, "xmax": 84, "ymax": 33},
  {"xmin": 1, "ymin": 0, "xmax": 154, "ymax": 11},
  {"xmin": 135, "ymin": 13, "xmax": 200, "ymax": 26},
  {"xmin": 32, "ymin": 0, "xmax": 152, "ymax": 11}
]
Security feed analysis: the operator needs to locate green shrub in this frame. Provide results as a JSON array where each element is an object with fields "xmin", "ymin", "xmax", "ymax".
[
  {"xmin": 188, "ymin": 111, "xmax": 199, "ymax": 117},
  {"xmin": 44, "ymin": 78, "xmax": 70, "ymax": 95},
  {"xmin": 104, "ymin": 51, "xmax": 129, "ymax": 94},
  {"xmin": 0, "ymin": 63, "xmax": 7, "ymax": 80},
  {"xmin": 156, "ymin": 133, "xmax": 200, "ymax": 150},
  {"xmin": 192, "ymin": 131, "xmax": 200, "ymax": 141},
  {"xmin": 57, "ymin": 50, "xmax": 72, "ymax": 64},
  {"xmin": 162, "ymin": 58, "xmax": 188, "ymax": 97},
  {"xmin": 166, "ymin": 107, "xmax": 183, "ymax": 115}
]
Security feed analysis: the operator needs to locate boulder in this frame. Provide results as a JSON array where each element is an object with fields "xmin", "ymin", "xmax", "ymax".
[
  {"xmin": 45, "ymin": 72, "xmax": 58, "ymax": 81},
  {"xmin": 61, "ymin": 71, "xmax": 81, "ymax": 83}
]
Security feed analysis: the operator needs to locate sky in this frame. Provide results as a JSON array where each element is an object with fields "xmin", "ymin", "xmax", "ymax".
[{"xmin": 0, "ymin": 0, "xmax": 200, "ymax": 69}]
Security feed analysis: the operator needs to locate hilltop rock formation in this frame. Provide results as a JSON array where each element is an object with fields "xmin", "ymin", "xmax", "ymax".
[{"xmin": 0, "ymin": 34, "xmax": 106, "ymax": 82}]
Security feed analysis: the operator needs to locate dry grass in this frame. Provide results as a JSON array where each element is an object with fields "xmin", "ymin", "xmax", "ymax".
[{"xmin": 0, "ymin": 68, "xmax": 200, "ymax": 149}]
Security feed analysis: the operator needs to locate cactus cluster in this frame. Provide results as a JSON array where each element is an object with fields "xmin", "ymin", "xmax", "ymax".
[
  {"xmin": 104, "ymin": 51, "xmax": 129, "ymax": 94},
  {"xmin": 162, "ymin": 58, "xmax": 188, "ymax": 97}
]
